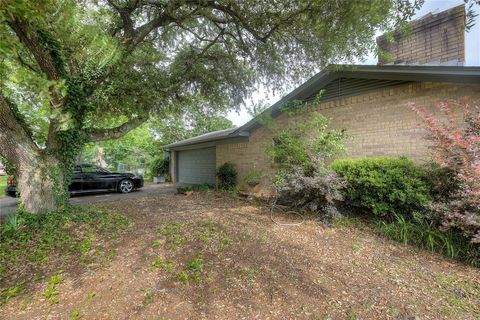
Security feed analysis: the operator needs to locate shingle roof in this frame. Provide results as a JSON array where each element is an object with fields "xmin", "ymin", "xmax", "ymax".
[{"xmin": 165, "ymin": 64, "xmax": 480, "ymax": 149}]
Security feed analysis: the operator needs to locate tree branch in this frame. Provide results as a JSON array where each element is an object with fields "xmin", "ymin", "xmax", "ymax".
[
  {"xmin": 0, "ymin": 94, "xmax": 39, "ymax": 166},
  {"xmin": 7, "ymin": 19, "xmax": 64, "ymax": 80},
  {"xmin": 87, "ymin": 115, "xmax": 148, "ymax": 142}
]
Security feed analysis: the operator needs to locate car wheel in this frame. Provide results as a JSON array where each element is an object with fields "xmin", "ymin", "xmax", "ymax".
[{"xmin": 118, "ymin": 179, "xmax": 134, "ymax": 193}]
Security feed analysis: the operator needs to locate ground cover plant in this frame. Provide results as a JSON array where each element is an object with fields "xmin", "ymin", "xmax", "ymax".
[{"xmin": 0, "ymin": 206, "xmax": 129, "ymax": 303}]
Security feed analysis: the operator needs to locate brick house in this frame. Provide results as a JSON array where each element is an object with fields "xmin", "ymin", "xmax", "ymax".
[{"xmin": 164, "ymin": 5, "xmax": 480, "ymax": 193}]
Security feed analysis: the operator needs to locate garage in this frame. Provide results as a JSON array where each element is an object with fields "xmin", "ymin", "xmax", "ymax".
[{"xmin": 176, "ymin": 147, "xmax": 216, "ymax": 185}]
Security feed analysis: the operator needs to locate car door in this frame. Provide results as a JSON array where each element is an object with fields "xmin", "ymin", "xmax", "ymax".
[{"xmin": 81, "ymin": 165, "xmax": 103, "ymax": 191}]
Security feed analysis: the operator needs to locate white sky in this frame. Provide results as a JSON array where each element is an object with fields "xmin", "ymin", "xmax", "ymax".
[{"xmin": 227, "ymin": 0, "xmax": 480, "ymax": 126}]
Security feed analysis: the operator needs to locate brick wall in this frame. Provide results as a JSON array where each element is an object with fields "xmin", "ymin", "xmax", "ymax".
[
  {"xmin": 216, "ymin": 82, "xmax": 480, "ymax": 195},
  {"xmin": 377, "ymin": 5, "xmax": 465, "ymax": 65}
]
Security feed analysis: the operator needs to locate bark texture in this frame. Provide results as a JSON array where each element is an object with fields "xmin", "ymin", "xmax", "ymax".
[{"xmin": 0, "ymin": 95, "xmax": 58, "ymax": 213}]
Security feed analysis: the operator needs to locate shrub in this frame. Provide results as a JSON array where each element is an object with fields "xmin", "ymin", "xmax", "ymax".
[
  {"xmin": 150, "ymin": 157, "xmax": 169, "ymax": 177},
  {"xmin": 411, "ymin": 99, "xmax": 480, "ymax": 243},
  {"xmin": 277, "ymin": 168, "xmax": 346, "ymax": 222},
  {"xmin": 217, "ymin": 162, "xmax": 237, "ymax": 190},
  {"xmin": 267, "ymin": 113, "xmax": 347, "ymax": 221},
  {"xmin": 332, "ymin": 157, "xmax": 431, "ymax": 219},
  {"xmin": 267, "ymin": 113, "xmax": 347, "ymax": 174}
]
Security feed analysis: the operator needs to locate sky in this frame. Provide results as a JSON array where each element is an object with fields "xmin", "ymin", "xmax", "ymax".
[{"xmin": 227, "ymin": 0, "xmax": 480, "ymax": 126}]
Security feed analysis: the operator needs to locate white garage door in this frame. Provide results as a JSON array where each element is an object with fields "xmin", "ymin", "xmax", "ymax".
[{"xmin": 177, "ymin": 147, "xmax": 216, "ymax": 185}]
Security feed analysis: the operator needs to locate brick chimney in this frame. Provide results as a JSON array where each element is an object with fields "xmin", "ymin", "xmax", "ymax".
[{"xmin": 377, "ymin": 5, "xmax": 465, "ymax": 65}]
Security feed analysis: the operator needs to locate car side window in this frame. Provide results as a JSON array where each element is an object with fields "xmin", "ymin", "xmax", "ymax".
[{"xmin": 81, "ymin": 166, "xmax": 96, "ymax": 173}]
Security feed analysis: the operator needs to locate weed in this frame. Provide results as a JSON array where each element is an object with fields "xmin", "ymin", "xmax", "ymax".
[
  {"xmin": 177, "ymin": 271, "xmax": 189, "ymax": 284},
  {"xmin": 0, "ymin": 285, "xmax": 21, "ymax": 303},
  {"xmin": 42, "ymin": 271, "xmax": 64, "ymax": 303},
  {"xmin": 333, "ymin": 216, "xmax": 363, "ymax": 229},
  {"xmin": 187, "ymin": 258, "xmax": 204, "ymax": 272},
  {"xmin": 352, "ymin": 240, "xmax": 361, "ymax": 253},
  {"xmin": 219, "ymin": 236, "xmax": 233, "ymax": 252},
  {"xmin": 151, "ymin": 239, "xmax": 161, "ymax": 247},
  {"xmin": 240, "ymin": 267, "xmax": 257, "ymax": 286},
  {"xmin": 79, "ymin": 239, "xmax": 93, "ymax": 255},
  {"xmin": 151, "ymin": 258, "xmax": 174, "ymax": 272},
  {"xmin": 143, "ymin": 288, "xmax": 154, "ymax": 306},
  {"xmin": 70, "ymin": 309, "xmax": 81, "ymax": 320},
  {"xmin": 87, "ymin": 291, "xmax": 96, "ymax": 300}
]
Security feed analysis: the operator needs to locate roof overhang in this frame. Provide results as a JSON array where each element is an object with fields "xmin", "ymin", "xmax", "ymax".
[
  {"xmin": 233, "ymin": 64, "xmax": 480, "ymax": 134},
  {"xmin": 164, "ymin": 64, "xmax": 480, "ymax": 149}
]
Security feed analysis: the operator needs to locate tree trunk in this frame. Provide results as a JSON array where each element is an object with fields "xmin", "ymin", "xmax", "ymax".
[
  {"xmin": 16, "ymin": 154, "xmax": 59, "ymax": 214},
  {"xmin": 0, "ymin": 95, "xmax": 61, "ymax": 214}
]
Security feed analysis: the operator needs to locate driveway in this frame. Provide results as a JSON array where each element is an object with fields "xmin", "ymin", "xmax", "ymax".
[{"xmin": 0, "ymin": 183, "xmax": 176, "ymax": 217}]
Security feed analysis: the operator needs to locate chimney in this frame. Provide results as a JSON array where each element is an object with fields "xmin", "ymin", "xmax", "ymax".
[{"xmin": 377, "ymin": 5, "xmax": 465, "ymax": 66}]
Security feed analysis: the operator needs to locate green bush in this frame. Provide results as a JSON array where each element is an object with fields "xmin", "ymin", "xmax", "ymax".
[
  {"xmin": 150, "ymin": 157, "xmax": 169, "ymax": 177},
  {"xmin": 216, "ymin": 162, "xmax": 237, "ymax": 190},
  {"xmin": 332, "ymin": 157, "xmax": 431, "ymax": 219}
]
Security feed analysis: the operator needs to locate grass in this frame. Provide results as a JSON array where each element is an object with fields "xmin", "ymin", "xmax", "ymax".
[
  {"xmin": 376, "ymin": 213, "xmax": 479, "ymax": 267},
  {"xmin": 0, "ymin": 175, "xmax": 6, "ymax": 197},
  {"xmin": 0, "ymin": 205, "xmax": 130, "ymax": 303}
]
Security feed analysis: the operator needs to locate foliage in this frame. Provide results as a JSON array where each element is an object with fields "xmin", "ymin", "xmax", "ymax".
[
  {"xmin": 0, "ymin": 157, "xmax": 15, "ymax": 176},
  {"xmin": 0, "ymin": 0, "xmax": 422, "ymax": 212},
  {"xmin": 149, "ymin": 112, "xmax": 234, "ymax": 147},
  {"xmin": 277, "ymin": 168, "xmax": 346, "ymax": 222},
  {"xmin": 82, "ymin": 125, "xmax": 160, "ymax": 172},
  {"xmin": 150, "ymin": 157, "xmax": 170, "ymax": 178},
  {"xmin": 0, "ymin": 176, "xmax": 6, "ymax": 198},
  {"xmin": 332, "ymin": 157, "xmax": 431, "ymax": 219},
  {"xmin": 0, "ymin": 206, "xmax": 130, "ymax": 286},
  {"xmin": 241, "ymin": 168, "xmax": 263, "ymax": 188},
  {"xmin": 217, "ymin": 163, "xmax": 238, "ymax": 190},
  {"xmin": 411, "ymin": 99, "xmax": 480, "ymax": 243},
  {"xmin": 268, "ymin": 113, "xmax": 347, "ymax": 174},
  {"xmin": 377, "ymin": 214, "xmax": 479, "ymax": 267},
  {"xmin": 268, "ymin": 110, "xmax": 347, "ymax": 220}
]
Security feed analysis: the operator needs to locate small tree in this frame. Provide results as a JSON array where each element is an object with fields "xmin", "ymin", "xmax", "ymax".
[
  {"xmin": 411, "ymin": 98, "xmax": 480, "ymax": 243},
  {"xmin": 268, "ymin": 109, "xmax": 347, "ymax": 220}
]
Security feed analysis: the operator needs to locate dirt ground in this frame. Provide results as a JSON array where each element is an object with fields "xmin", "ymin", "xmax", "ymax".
[{"xmin": 1, "ymin": 191, "xmax": 479, "ymax": 320}]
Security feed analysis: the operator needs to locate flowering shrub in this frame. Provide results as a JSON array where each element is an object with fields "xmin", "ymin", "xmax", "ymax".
[{"xmin": 411, "ymin": 98, "xmax": 480, "ymax": 243}]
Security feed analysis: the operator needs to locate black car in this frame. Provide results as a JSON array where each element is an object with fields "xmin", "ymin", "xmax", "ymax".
[{"xmin": 6, "ymin": 164, "xmax": 144, "ymax": 197}]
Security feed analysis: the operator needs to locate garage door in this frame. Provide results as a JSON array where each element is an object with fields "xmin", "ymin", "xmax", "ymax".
[{"xmin": 177, "ymin": 147, "xmax": 216, "ymax": 185}]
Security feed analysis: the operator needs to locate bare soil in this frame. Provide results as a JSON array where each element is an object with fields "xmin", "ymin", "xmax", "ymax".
[{"xmin": 1, "ymin": 191, "xmax": 479, "ymax": 319}]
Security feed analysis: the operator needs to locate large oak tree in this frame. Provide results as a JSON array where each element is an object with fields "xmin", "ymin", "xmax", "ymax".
[{"xmin": 0, "ymin": 0, "xmax": 421, "ymax": 213}]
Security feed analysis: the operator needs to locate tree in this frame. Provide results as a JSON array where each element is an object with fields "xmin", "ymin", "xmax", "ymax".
[
  {"xmin": 0, "ymin": 0, "xmax": 422, "ymax": 213},
  {"xmin": 149, "ymin": 109, "xmax": 233, "ymax": 146}
]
